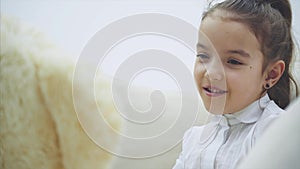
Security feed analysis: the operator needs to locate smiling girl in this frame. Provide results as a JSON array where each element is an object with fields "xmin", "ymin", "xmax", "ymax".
[{"xmin": 173, "ymin": 0, "xmax": 299, "ymax": 168}]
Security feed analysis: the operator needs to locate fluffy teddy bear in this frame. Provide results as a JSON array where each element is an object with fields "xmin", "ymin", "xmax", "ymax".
[
  {"xmin": 0, "ymin": 16, "xmax": 121, "ymax": 169},
  {"xmin": 0, "ymin": 15, "xmax": 210, "ymax": 169}
]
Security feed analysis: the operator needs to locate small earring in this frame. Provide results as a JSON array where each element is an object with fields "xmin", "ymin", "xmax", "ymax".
[{"xmin": 264, "ymin": 83, "xmax": 270, "ymax": 89}]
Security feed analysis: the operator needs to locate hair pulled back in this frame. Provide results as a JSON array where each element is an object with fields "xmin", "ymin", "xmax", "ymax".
[{"xmin": 203, "ymin": 0, "xmax": 299, "ymax": 109}]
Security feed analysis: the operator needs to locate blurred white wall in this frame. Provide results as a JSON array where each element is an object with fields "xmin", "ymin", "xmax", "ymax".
[
  {"xmin": 2, "ymin": 0, "xmax": 300, "ymax": 89},
  {"xmin": 2, "ymin": 0, "xmax": 299, "ymax": 89}
]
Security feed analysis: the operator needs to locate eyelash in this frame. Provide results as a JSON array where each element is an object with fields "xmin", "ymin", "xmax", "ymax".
[
  {"xmin": 227, "ymin": 59, "xmax": 243, "ymax": 65},
  {"xmin": 196, "ymin": 54, "xmax": 244, "ymax": 66},
  {"xmin": 196, "ymin": 53, "xmax": 210, "ymax": 62}
]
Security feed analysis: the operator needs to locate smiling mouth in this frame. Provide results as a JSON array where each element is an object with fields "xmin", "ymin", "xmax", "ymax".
[{"xmin": 203, "ymin": 86, "xmax": 228, "ymax": 96}]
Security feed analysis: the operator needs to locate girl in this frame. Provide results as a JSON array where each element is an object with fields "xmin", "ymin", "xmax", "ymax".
[{"xmin": 173, "ymin": 0, "xmax": 299, "ymax": 168}]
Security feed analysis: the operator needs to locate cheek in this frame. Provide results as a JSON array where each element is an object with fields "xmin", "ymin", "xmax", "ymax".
[
  {"xmin": 225, "ymin": 69, "xmax": 263, "ymax": 91},
  {"xmin": 194, "ymin": 62, "xmax": 205, "ymax": 81},
  {"xmin": 225, "ymin": 70, "xmax": 248, "ymax": 91}
]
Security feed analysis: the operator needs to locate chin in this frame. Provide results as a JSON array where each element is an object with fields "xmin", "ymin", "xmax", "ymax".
[
  {"xmin": 201, "ymin": 96, "xmax": 226, "ymax": 115},
  {"xmin": 202, "ymin": 102, "xmax": 219, "ymax": 115}
]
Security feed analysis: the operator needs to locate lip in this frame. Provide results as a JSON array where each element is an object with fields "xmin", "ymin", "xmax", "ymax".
[{"xmin": 202, "ymin": 85, "xmax": 228, "ymax": 97}]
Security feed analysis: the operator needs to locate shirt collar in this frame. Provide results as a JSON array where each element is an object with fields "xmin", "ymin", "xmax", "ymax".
[{"xmin": 212, "ymin": 94, "xmax": 271, "ymax": 126}]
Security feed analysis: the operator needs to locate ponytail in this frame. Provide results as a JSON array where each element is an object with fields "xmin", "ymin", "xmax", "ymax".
[{"xmin": 264, "ymin": 0, "xmax": 299, "ymax": 108}]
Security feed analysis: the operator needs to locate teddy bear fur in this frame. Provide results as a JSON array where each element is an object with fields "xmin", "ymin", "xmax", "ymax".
[{"xmin": 0, "ymin": 16, "xmax": 121, "ymax": 169}]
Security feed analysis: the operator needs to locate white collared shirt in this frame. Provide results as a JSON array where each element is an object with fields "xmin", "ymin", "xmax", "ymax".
[{"xmin": 173, "ymin": 94, "xmax": 284, "ymax": 169}]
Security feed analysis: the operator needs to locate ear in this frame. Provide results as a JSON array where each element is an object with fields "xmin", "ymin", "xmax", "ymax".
[{"xmin": 264, "ymin": 60, "xmax": 285, "ymax": 88}]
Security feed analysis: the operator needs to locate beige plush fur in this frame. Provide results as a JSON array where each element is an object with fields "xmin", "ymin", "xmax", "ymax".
[{"xmin": 0, "ymin": 16, "xmax": 121, "ymax": 169}]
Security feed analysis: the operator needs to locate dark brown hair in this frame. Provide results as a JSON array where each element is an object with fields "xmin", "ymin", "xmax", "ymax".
[{"xmin": 202, "ymin": 0, "xmax": 299, "ymax": 109}]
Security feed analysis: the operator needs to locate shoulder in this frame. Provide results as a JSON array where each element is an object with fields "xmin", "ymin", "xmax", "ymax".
[
  {"xmin": 181, "ymin": 126, "xmax": 204, "ymax": 151},
  {"xmin": 259, "ymin": 100, "xmax": 285, "ymax": 125},
  {"xmin": 182, "ymin": 126, "xmax": 204, "ymax": 143},
  {"xmin": 253, "ymin": 101, "xmax": 285, "ymax": 140}
]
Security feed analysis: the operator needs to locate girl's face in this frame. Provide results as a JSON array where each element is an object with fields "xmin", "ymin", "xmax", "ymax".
[{"xmin": 194, "ymin": 14, "xmax": 267, "ymax": 114}]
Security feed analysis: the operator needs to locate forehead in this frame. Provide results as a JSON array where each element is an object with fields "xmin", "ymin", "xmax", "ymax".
[{"xmin": 198, "ymin": 13, "xmax": 261, "ymax": 57}]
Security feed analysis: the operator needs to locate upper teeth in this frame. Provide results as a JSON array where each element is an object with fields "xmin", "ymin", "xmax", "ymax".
[{"xmin": 208, "ymin": 88, "xmax": 225, "ymax": 93}]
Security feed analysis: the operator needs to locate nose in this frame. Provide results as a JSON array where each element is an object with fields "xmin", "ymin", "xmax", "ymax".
[{"xmin": 204, "ymin": 58, "xmax": 224, "ymax": 81}]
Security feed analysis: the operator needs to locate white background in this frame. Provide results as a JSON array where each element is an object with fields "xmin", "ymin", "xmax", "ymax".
[{"xmin": 2, "ymin": 0, "xmax": 299, "ymax": 90}]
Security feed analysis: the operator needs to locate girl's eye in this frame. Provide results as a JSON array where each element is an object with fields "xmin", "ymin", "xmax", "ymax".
[
  {"xmin": 196, "ymin": 53, "xmax": 210, "ymax": 62},
  {"xmin": 227, "ymin": 59, "xmax": 243, "ymax": 65}
]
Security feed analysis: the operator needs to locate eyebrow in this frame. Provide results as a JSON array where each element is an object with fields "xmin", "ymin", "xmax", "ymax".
[
  {"xmin": 196, "ymin": 43, "xmax": 209, "ymax": 50},
  {"xmin": 197, "ymin": 43, "xmax": 251, "ymax": 58},
  {"xmin": 227, "ymin": 49, "xmax": 251, "ymax": 58}
]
